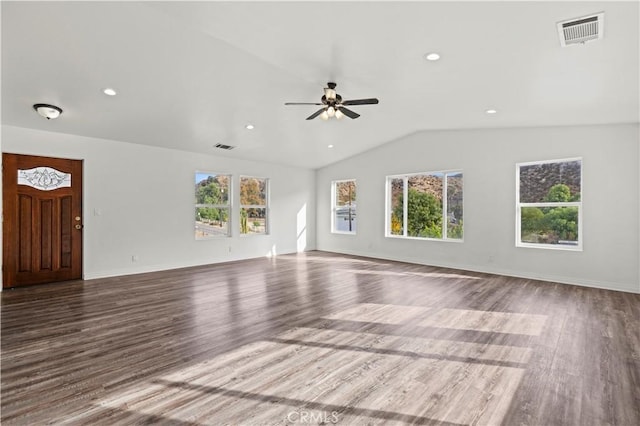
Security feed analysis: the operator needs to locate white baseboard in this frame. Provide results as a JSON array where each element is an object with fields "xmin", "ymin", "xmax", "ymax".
[
  {"xmin": 83, "ymin": 248, "xmax": 304, "ymax": 280},
  {"xmin": 318, "ymin": 248, "xmax": 640, "ymax": 294}
]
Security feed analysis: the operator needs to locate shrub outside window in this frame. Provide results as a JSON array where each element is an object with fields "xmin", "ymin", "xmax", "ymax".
[
  {"xmin": 332, "ymin": 180, "xmax": 357, "ymax": 234},
  {"xmin": 387, "ymin": 171, "xmax": 463, "ymax": 240},
  {"xmin": 240, "ymin": 176, "xmax": 269, "ymax": 235},
  {"xmin": 195, "ymin": 172, "xmax": 230, "ymax": 239},
  {"xmin": 516, "ymin": 158, "xmax": 582, "ymax": 250}
]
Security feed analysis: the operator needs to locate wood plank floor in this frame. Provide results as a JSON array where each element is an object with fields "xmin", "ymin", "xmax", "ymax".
[{"xmin": 1, "ymin": 251, "xmax": 639, "ymax": 425}]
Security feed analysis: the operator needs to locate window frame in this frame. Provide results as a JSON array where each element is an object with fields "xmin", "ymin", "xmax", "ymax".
[
  {"xmin": 239, "ymin": 175, "xmax": 270, "ymax": 236},
  {"xmin": 515, "ymin": 157, "xmax": 583, "ymax": 251},
  {"xmin": 195, "ymin": 171, "xmax": 232, "ymax": 239},
  {"xmin": 385, "ymin": 169, "xmax": 464, "ymax": 242},
  {"xmin": 331, "ymin": 179, "xmax": 357, "ymax": 235}
]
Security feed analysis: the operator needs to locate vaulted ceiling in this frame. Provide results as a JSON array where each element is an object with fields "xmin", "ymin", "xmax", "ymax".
[{"xmin": 2, "ymin": 1, "xmax": 638, "ymax": 169}]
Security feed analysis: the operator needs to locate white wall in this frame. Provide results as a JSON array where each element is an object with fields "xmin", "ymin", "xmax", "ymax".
[
  {"xmin": 317, "ymin": 124, "xmax": 640, "ymax": 293},
  {"xmin": 2, "ymin": 125, "xmax": 316, "ymax": 279}
]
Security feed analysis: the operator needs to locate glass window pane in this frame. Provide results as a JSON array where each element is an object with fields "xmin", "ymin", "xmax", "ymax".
[
  {"xmin": 406, "ymin": 174, "xmax": 443, "ymax": 238},
  {"xmin": 240, "ymin": 177, "xmax": 267, "ymax": 206},
  {"xmin": 195, "ymin": 207, "xmax": 229, "ymax": 238},
  {"xmin": 519, "ymin": 160, "xmax": 581, "ymax": 203},
  {"xmin": 18, "ymin": 167, "xmax": 71, "ymax": 191},
  {"xmin": 335, "ymin": 208, "xmax": 356, "ymax": 233},
  {"xmin": 195, "ymin": 173, "xmax": 229, "ymax": 205},
  {"xmin": 241, "ymin": 208, "xmax": 267, "ymax": 235},
  {"xmin": 335, "ymin": 181, "xmax": 356, "ymax": 207},
  {"xmin": 389, "ymin": 178, "xmax": 404, "ymax": 235},
  {"xmin": 447, "ymin": 173, "xmax": 463, "ymax": 239},
  {"xmin": 520, "ymin": 206, "xmax": 579, "ymax": 246},
  {"xmin": 333, "ymin": 180, "xmax": 356, "ymax": 234}
]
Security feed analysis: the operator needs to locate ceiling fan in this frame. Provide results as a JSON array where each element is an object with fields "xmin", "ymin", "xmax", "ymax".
[{"xmin": 285, "ymin": 82, "xmax": 379, "ymax": 120}]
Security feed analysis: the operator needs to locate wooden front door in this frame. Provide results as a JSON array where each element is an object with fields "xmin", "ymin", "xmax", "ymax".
[{"xmin": 3, "ymin": 153, "xmax": 83, "ymax": 288}]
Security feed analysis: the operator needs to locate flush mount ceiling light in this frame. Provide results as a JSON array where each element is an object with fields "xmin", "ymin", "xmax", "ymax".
[
  {"xmin": 485, "ymin": 109, "xmax": 498, "ymax": 114},
  {"xmin": 424, "ymin": 52, "xmax": 441, "ymax": 61},
  {"xmin": 33, "ymin": 103, "xmax": 63, "ymax": 120},
  {"xmin": 102, "ymin": 88, "xmax": 117, "ymax": 96},
  {"xmin": 245, "ymin": 124, "xmax": 255, "ymax": 130}
]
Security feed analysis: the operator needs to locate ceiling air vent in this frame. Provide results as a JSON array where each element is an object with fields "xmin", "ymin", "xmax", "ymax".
[
  {"xmin": 214, "ymin": 143, "xmax": 235, "ymax": 150},
  {"xmin": 557, "ymin": 12, "xmax": 604, "ymax": 47}
]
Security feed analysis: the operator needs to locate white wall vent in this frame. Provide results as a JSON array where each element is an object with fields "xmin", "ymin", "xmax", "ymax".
[
  {"xmin": 214, "ymin": 143, "xmax": 235, "ymax": 150},
  {"xmin": 557, "ymin": 13, "xmax": 604, "ymax": 47}
]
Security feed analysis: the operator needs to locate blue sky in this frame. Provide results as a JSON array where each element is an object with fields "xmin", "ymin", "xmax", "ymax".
[{"xmin": 195, "ymin": 172, "xmax": 216, "ymax": 184}]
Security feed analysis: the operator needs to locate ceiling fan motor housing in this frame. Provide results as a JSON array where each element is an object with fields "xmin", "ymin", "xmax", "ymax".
[
  {"xmin": 321, "ymin": 94, "xmax": 342, "ymax": 105},
  {"xmin": 324, "ymin": 82, "xmax": 338, "ymax": 101}
]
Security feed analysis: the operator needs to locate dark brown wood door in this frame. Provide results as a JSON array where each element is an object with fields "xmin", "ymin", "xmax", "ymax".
[{"xmin": 3, "ymin": 153, "xmax": 83, "ymax": 288}]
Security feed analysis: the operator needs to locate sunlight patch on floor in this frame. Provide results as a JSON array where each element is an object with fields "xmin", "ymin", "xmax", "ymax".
[
  {"xmin": 419, "ymin": 308, "xmax": 548, "ymax": 336},
  {"xmin": 275, "ymin": 326, "xmax": 533, "ymax": 365},
  {"xmin": 344, "ymin": 269, "xmax": 482, "ymax": 280},
  {"xmin": 92, "ymin": 320, "xmax": 531, "ymax": 425},
  {"xmin": 322, "ymin": 303, "xmax": 432, "ymax": 325}
]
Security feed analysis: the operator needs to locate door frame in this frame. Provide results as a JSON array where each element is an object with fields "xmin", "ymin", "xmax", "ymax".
[{"xmin": 2, "ymin": 152, "xmax": 84, "ymax": 288}]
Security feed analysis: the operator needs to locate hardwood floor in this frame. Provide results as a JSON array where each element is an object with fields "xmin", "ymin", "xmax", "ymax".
[{"xmin": 1, "ymin": 251, "xmax": 639, "ymax": 425}]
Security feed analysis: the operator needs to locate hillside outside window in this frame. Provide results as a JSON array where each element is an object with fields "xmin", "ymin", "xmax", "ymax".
[
  {"xmin": 386, "ymin": 171, "xmax": 463, "ymax": 240},
  {"xmin": 516, "ymin": 158, "xmax": 582, "ymax": 250}
]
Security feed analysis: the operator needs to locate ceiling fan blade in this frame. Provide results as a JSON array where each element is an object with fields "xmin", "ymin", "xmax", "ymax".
[
  {"xmin": 341, "ymin": 98, "xmax": 379, "ymax": 106},
  {"xmin": 337, "ymin": 106, "xmax": 360, "ymax": 119},
  {"xmin": 285, "ymin": 102, "xmax": 323, "ymax": 105},
  {"xmin": 306, "ymin": 108, "xmax": 326, "ymax": 120}
]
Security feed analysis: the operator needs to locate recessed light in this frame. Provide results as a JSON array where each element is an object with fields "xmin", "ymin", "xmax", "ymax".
[
  {"xmin": 485, "ymin": 109, "xmax": 498, "ymax": 114},
  {"xmin": 245, "ymin": 124, "xmax": 254, "ymax": 130},
  {"xmin": 424, "ymin": 52, "xmax": 440, "ymax": 61},
  {"xmin": 328, "ymin": 144, "xmax": 334, "ymax": 149},
  {"xmin": 103, "ymin": 88, "xmax": 117, "ymax": 96}
]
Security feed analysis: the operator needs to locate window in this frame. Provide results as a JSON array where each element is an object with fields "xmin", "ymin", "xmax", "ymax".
[
  {"xmin": 240, "ymin": 176, "xmax": 268, "ymax": 235},
  {"xmin": 195, "ymin": 172, "xmax": 230, "ymax": 239},
  {"xmin": 387, "ymin": 171, "xmax": 463, "ymax": 240},
  {"xmin": 332, "ymin": 180, "xmax": 357, "ymax": 234},
  {"xmin": 516, "ymin": 158, "xmax": 582, "ymax": 250}
]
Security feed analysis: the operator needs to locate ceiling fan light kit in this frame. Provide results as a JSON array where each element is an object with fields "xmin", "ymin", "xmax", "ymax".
[{"xmin": 285, "ymin": 82, "xmax": 379, "ymax": 121}]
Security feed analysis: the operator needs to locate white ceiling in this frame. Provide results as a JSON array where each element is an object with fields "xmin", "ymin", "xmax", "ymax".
[{"xmin": 2, "ymin": 1, "xmax": 638, "ymax": 169}]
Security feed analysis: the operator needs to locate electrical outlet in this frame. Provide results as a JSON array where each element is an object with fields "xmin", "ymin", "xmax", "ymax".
[{"xmin": 132, "ymin": 255, "xmax": 138, "ymax": 262}]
